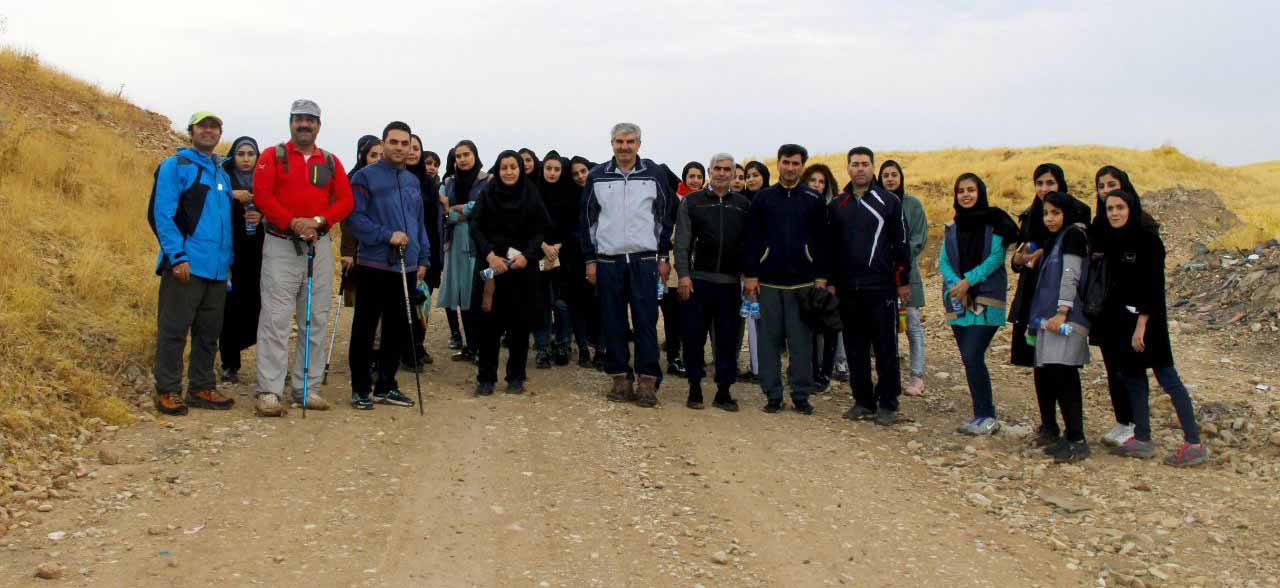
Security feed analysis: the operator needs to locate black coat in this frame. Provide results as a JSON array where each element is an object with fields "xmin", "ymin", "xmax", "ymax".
[
  {"xmin": 1096, "ymin": 230, "xmax": 1174, "ymax": 369},
  {"xmin": 220, "ymin": 165, "xmax": 263, "ymax": 354},
  {"xmin": 469, "ymin": 180, "xmax": 551, "ymax": 327}
]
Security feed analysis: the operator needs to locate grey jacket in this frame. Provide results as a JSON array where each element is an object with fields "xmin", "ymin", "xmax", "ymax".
[
  {"xmin": 902, "ymin": 193, "xmax": 928, "ymax": 308},
  {"xmin": 579, "ymin": 158, "xmax": 677, "ymax": 261}
]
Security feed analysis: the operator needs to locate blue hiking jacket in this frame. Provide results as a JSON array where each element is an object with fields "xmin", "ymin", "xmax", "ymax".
[
  {"xmin": 151, "ymin": 148, "xmax": 234, "ymax": 280},
  {"xmin": 348, "ymin": 160, "xmax": 431, "ymax": 272}
]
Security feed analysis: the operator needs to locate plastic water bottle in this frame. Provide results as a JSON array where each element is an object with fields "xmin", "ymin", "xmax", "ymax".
[
  {"xmin": 943, "ymin": 279, "xmax": 964, "ymax": 314},
  {"xmin": 481, "ymin": 267, "xmax": 496, "ymax": 281},
  {"xmin": 244, "ymin": 202, "xmax": 257, "ymax": 235},
  {"xmin": 1032, "ymin": 317, "xmax": 1074, "ymax": 337},
  {"xmin": 657, "ymin": 280, "xmax": 666, "ymax": 301},
  {"xmin": 749, "ymin": 301, "xmax": 761, "ymax": 320},
  {"xmin": 226, "ymin": 279, "xmax": 233, "ymax": 293},
  {"xmin": 739, "ymin": 299, "xmax": 752, "ymax": 318}
]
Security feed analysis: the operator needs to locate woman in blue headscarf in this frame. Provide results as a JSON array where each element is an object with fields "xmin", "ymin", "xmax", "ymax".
[{"xmin": 218, "ymin": 136, "xmax": 263, "ymax": 383}]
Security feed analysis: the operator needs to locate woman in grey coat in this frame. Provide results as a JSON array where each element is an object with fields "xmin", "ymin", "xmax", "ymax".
[
  {"xmin": 437, "ymin": 140, "xmax": 491, "ymax": 363},
  {"xmin": 879, "ymin": 161, "xmax": 927, "ymax": 395}
]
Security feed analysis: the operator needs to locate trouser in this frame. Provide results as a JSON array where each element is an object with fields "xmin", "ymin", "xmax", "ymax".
[
  {"xmin": 1099, "ymin": 348, "xmax": 1134, "ymax": 426},
  {"xmin": 952, "ymin": 325, "xmax": 998, "ymax": 419},
  {"xmin": 569, "ymin": 283, "xmax": 597, "ymax": 352},
  {"xmin": 446, "ymin": 308, "xmax": 463, "ymax": 341},
  {"xmin": 839, "ymin": 289, "xmax": 900, "ymax": 411},
  {"xmin": 256, "ymin": 233, "xmax": 334, "ymax": 400},
  {"xmin": 476, "ymin": 271, "xmax": 532, "ymax": 384},
  {"xmin": 905, "ymin": 306, "xmax": 925, "ymax": 378},
  {"xmin": 682, "ymin": 280, "xmax": 740, "ymax": 389},
  {"xmin": 597, "ymin": 253, "xmax": 661, "ymax": 382},
  {"xmin": 534, "ymin": 279, "xmax": 571, "ymax": 352},
  {"xmin": 402, "ymin": 286, "xmax": 431, "ymax": 364},
  {"xmin": 350, "ymin": 266, "xmax": 414, "ymax": 396},
  {"xmin": 661, "ymin": 291, "xmax": 682, "ymax": 364},
  {"xmin": 811, "ymin": 327, "xmax": 839, "ymax": 381},
  {"xmin": 1102, "ymin": 346, "xmax": 1202, "ymax": 444},
  {"xmin": 155, "ymin": 273, "xmax": 226, "ymax": 393},
  {"xmin": 757, "ymin": 286, "xmax": 814, "ymax": 401},
  {"xmin": 1034, "ymin": 364, "xmax": 1084, "ymax": 442}
]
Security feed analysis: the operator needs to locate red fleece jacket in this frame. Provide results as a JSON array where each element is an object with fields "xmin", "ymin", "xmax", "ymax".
[{"xmin": 253, "ymin": 141, "xmax": 354, "ymax": 231}]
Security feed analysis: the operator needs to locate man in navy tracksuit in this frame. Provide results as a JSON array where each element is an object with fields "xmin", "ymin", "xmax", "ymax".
[
  {"xmin": 742, "ymin": 144, "xmax": 828, "ymax": 415},
  {"xmin": 346, "ymin": 122, "xmax": 431, "ymax": 410},
  {"xmin": 827, "ymin": 146, "xmax": 910, "ymax": 426}
]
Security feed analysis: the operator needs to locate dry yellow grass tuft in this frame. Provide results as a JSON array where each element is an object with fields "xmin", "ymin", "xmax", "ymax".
[
  {"xmin": 0, "ymin": 48, "xmax": 183, "ymax": 458},
  {"xmin": 757, "ymin": 145, "xmax": 1280, "ymax": 250}
]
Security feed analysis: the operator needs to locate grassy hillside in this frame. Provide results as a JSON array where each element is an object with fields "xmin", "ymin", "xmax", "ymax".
[
  {"xmin": 762, "ymin": 145, "xmax": 1280, "ymax": 250},
  {"xmin": 0, "ymin": 48, "xmax": 183, "ymax": 458}
]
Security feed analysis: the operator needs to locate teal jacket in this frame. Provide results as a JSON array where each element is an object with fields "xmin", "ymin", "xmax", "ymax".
[
  {"xmin": 902, "ymin": 194, "xmax": 928, "ymax": 307},
  {"xmin": 939, "ymin": 232, "xmax": 1007, "ymax": 327}
]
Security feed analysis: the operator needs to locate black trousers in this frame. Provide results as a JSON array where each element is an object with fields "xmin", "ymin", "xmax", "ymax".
[
  {"xmin": 155, "ymin": 274, "xmax": 226, "ymax": 393},
  {"xmin": 1034, "ymin": 364, "xmax": 1084, "ymax": 441},
  {"xmin": 838, "ymin": 289, "xmax": 900, "ymax": 411},
  {"xmin": 476, "ymin": 271, "xmax": 532, "ymax": 384},
  {"xmin": 349, "ymin": 267, "xmax": 414, "ymax": 396},
  {"xmin": 661, "ymin": 291, "xmax": 681, "ymax": 363},
  {"xmin": 1099, "ymin": 346, "xmax": 1135, "ymax": 425},
  {"xmin": 681, "ymin": 280, "xmax": 740, "ymax": 389}
]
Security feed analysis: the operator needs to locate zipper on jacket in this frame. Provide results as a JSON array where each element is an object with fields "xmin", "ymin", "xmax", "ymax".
[{"xmin": 715, "ymin": 197, "xmax": 724, "ymax": 274}]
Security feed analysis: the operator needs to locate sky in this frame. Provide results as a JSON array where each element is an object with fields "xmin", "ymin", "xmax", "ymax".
[{"xmin": 4, "ymin": 1, "xmax": 1278, "ymax": 169}]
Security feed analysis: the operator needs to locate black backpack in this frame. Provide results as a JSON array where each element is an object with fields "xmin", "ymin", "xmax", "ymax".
[
  {"xmin": 1081, "ymin": 252, "xmax": 1108, "ymax": 321},
  {"xmin": 146, "ymin": 155, "xmax": 209, "ymax": 238}
]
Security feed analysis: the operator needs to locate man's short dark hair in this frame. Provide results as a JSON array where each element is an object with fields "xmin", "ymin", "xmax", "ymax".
[
  {"xmin": 777, "ymin": 143, "xmax": 808, "ymax": 164},
  {"xmin": 382, "ymin": 121, "xmax": 412, "ymax": 140},
  {"xmin": 847, "ymin": 146, "xmax": 875, "ymax": 165}
]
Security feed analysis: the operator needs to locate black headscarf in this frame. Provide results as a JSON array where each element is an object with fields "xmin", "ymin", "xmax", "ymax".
[
  {"xmin": 1097, "ymin": 189, "xmax": 1146, "ymax": 256},
  {"xmin": 744, "ymin": 161, "xmax": 771, "ymax": 198},
  {"xmin": 1093, "ymin": 165, "xmax": 1160, "ymax": 234},
  {"xmin": 222, "ymin": 136, "xmax": 259, "ymax": 190},
  {"xmin": 348, "ymin": 136, "xmax": 380, "ymax": 178},
  {"xmin": 1022, "ymin": 162, "xmax": 1068, "ymax": 246},
  {"xmin": 518, "ymin": 147, "xmax": 541, "ymax": 178},
  {"xmin": 537, "ymin": 150, "xmax": 580, "ymax": 246},
  {"xmin": 1042, "ymin": 191, "xmax": 1092, "ymax": 256},
  {"xmin": 878, "ymin": 160, "xmax": 905, "ymax": 198},
  {"xmin": 406, "ymin": 134, "xmax": 427, "ymax": 182},
  {"xmin": 952, "ymin": 173, "xmax": 1019, "ymax": 274},
  {"xmin": 682, "ymin": 161, "xmax": 706, "ymax": 185},
  {"xmin": 451, "ymin": 140, "xmax": 482, "ymax": 205},
  {"xmin": 487, "ymin": 150, "xmax": 536, "ymax": 209},
  {"xmin": 353, "ymin": 134, "xmax": 378, "ymax": 164}
]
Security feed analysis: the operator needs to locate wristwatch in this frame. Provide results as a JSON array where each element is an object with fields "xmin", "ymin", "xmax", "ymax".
[{"xmin": 312, "ymin": 215, "xmax": 325, "ymax": 227}]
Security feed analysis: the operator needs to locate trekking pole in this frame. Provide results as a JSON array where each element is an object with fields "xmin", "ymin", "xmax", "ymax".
[
  {"xmin": 322, "ymin": 267, "xmax": 347, "ymax": 385},
  {"xmin": 397, "ymin": 247, "xmax": 425, "ymax": 416},
  {"xmin": 301, "ymin": 243, "xmax": 316, "ymax": 419}
]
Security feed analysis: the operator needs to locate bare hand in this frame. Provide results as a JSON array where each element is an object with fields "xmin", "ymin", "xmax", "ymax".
[
  {"xmin": 1024, "ymin": 249, "xmax": 1044, "ymax": 269},
  {"xmin": 1045, "ymin": 313, "xmax": 1067, "ymax": 333},
  {"xmin": 678, "ymin": 277, "xmax": 693, "ymax": 301},
  {"xmin": 1131, "ymin": 325, "xmax": 1146, "ymax": 353},
  {"xmin": 658, "ymin": 259, "xmax": 671, "ymax": 283},
  {"xmin": 585, "ymin": 262, "xmax": 597, "ymax": 286},
  {"xmin": 487, "ymin": 252, "xmax": 509, "ymax": 275},
  {"xmin": 947, "ymin": 278, "xmax": 970, "ymax": 300},
  {"xmin": 244, "ymin": 210, "xmax": 262, "ymax": 226},
  {"xmin": 510, "ymin": 254, "xmax": 528, "ymax": 270},
  {"xmin": 541, "ymin": 242, "xmax": 560, "ymax": 264},
  {"xmin": 232, "ymin": 189, "xmax": 252, "ymax": 204},
  {"xmin": 417, "ymin": 265, "xmax": 427, "ymax": 281},
  {"xmin": 389, "ymin": 231, "xmax": 409, "ymax": 247},
  {"xmin": 341, "ymin": 256, "xmax": 355, "ymax": 271},
  {"xmin": 172, "ymin": 262, "xmax": 191, "ymax": 283},
  {"xmin": 897, "ymin": 285, "xmax": 911, "ymax": 303},
  {"xmin": 289, "ymin": 217, "xmax": 320, "ymax": 235},
  {"xmin": 743, "ymin": 277, "xmax": 760, "ymax": 298}
]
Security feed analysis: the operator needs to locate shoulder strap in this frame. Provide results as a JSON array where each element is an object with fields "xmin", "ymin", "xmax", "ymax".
[
  {"xmin": 323, "ymin": 151, "xmax": 336, "ymax": 205},
  {"xmin": 275, "ymin": 144, "xmax": 288, "ymax": 175}
]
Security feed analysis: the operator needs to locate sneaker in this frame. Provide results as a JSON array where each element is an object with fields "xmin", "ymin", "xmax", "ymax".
[
  {"xmin": 832, "ymin": 360, "xmax": 849, "ymax": 382},
  {"xmin": 400, "ymin": 357, "xmax": 421, "ymax": 373},
  {"xmin": 291, "ymin": 392, "xmax": 331, "ymax": 411},
  {"xmin": 792, "ymin": 400, "xmax": 815, "ymax": 415},
  {"xmin": 712, "ymin": 397, "xmax": 740, "ymax": 412},
  {"xmin": 606, "ymin": 376, "xmax": 634, "ymax": 403},
  {"xmin": 254, "ymin": 393, "xmax": 286, "ymax": 417},
  {"xmin": 535, "ymin": 351, "xmax": 552, "ymax": 370},
  {"xmin": 154, "ymin": 391, "xmax": 189, "ymax": 416},
  {"xmin": 373, "ymin": 389, "xmax": 415, "ymax": 407},
  {"xmin": 1035, "ymin": 426, "xmax": 1062, "ymax": 448},
  {"xmin": 687, "ymin": 385, "xmax": 704, "ymax": 410},
  {"xmin": 448, "ymin": 335, "xmax": 464, "ymax": 350},
  {"xmin": 762, "ymin": 399, "xmax": 783, "ymax": 413},
  {"xmin": 219, "ymin": 368, "xmax": 240, "ymax": 384},
  {"xmin": 1164, "ymin": 443, "xmax": 1209, "ymax": 468},
  {"xmin": 578, "ymin": 349, "xmax": 592, "ymax": 368},
  {"xmin": 1102, "ymin": 423, "xmax": 1136, "ymax": 447},
  {"xmin": 667, "ymin": 359, "xmax": 687, "ymax": 378},
  {"xmin": 350, "ymin": 393, "xmax": 374, "ymax": 410},
  {"xmin": 420, "ymin": 350, "xmax": 434, "ymax": 365},
  {"xmin": 904, "ymin": 376, "xmax": 925, "ymax": 397},
  {"xmin": 592, "ymin": 351, "xmax": 606, "ymax": 372},
  {"xmin": 505, "ymin": 381, "xmax": 525, "ymax": 395},
  {"xmin": 554, "ymin": 346, "xmax": 571, "ymax": 366},
  {"xmin": 1111, "ymin": 437, "xmax": 1156, "ymax": 459},
  {"xmin": 1042, "ymin": 437, "xmax": 1069, "ymax": 456},
  {"xmin": 635, "ymin": 375, "xmax": 658, "ymax": 408},
  {"xmin": 874, "ymin": 409, "xmax": 897, "ymax": 427},
  {"xmin": 957, "ymin": 418, "xmax": 982, "ymax": 435},
  {"xmin": 812, "ymin": 377, "xmax": 830, "ymax": 395},
  {"xmin": 186, "ymin": 389, "xmax": 235, "ymax": 410},
  {"xmin": 1052, "ymin": 440, "xmax": 1091, "ymax": 463},
  {"xmin": 451, "ymin": 349, "xmax": 475, "ymax": 362},
  {"xmin": 963, "ymin": 417, "xmax": 999, "ymax": 436},
  {"xmin": 475, "ymin": 382, "xmax": 495, "ymax": 396},
  {"xmin": 738, "ymin": 370, "xmax": 758, "ymax": 383},
  {"xmin": 844, "ymin": 405, "xmax": 876, "ymax": 421}
]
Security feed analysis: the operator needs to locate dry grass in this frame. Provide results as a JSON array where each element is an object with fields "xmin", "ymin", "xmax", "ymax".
[{"xmin": 757, "ymin": 145, "xmax": 1280, "ymax": 250}]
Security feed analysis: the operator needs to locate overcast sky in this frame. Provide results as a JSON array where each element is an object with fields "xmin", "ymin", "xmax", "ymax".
[{"xmin": 5, "ymin": 1, "xmax": 1277, "ymax": 169}]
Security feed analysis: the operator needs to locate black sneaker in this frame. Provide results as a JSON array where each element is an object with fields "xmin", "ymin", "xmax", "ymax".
[
  {"xmin": 844, "ymin": 405, "xmax": 876, "ymax": 421},
  {"xmin": 373, "ymin": 389, "xmax": 414, "ymax": 407},
  {"xmin": 667, "ymin": 359, "xmax": 687, "ymax": 378},
  {"xmin": 793, "ymin": 400, "xmax": 815, "ymax": 415},
  {"xmin": 874, "ymin": 409, "xmax": 897, "ymax": 426},
  {"xmin": 420, "ymin": 350, "xmax": 434, "ymax": 365},
  {"xmin": 535, "ymin": 351, "xmax": 551, "ymax": 370},
  {"xmin": 1042, "ymin": 437, "xmax": 1070, "ymax": 456},
  {"xmin": 554, "ymin": 346, "xmax": 571, "ymax": 366},
  {"xmin": 578, "ymin": 349, "xmax": 592, "ymax": 368},
  {"xmin": 351, "ymin": 393, "xmax": 374, "ymax": 410},
  {"xmin": 451, "ymin": 349, "xmax": 475, "ymax": 362},
  {"xmin": 1035, "ymin": 426, "xmax": 1062, "ymax": 449},
  {"xmin": 475, "ymin": 382, "xmax": 495, "ymax": 396},
  {"xmin": 763, "ymin": 399, "xmax": 783, "ymax": 413},
  {"xmin": 738, "ymin": 370, "xmax": 758, "ymax": 383},
  {"xmin": 812, "ymin": 377, "xmax": 830, "ymax": 395},
  {"xmin": 1052, "ymin": 440, "xmax": 1091, "ymax": 463},
  {"xmin": 505, "ymin": 381, "xmax": 525, "ymax": 395},
  {"xmin": 712, "ymin": 397, "xmax": 740, "ymax": 412},
  {"xmin": 686, "ymin": 387, "xmax": 704, "ymax": 410},
  {"xmin": 448, "ymin": 335, "xmax": 464, "ymax": 350}
]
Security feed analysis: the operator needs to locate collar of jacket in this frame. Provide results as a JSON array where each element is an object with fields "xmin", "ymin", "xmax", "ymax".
[
  {"xmin": 283, "ymin": 140, "xmax": 326, "ymax": 160},
  {"xmin": 605, "ymin": 157, "xmax": 647, "ymax": 175},
  {"xmin": 779, "ymin": 178, "xmax": 800, "ymax": 190}
]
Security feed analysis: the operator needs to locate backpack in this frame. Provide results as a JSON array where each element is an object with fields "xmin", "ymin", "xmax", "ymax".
[
  {"xmin": 274, "ymin": 143, "xmax": 336, "ymax": 205},
  {"xmin": 1081, "ymin": 252, "xmax": 1108, "ymax": 321},
  {"xmin": 147, "ymin": 156, "xmax": 209, "ymax": 238}
]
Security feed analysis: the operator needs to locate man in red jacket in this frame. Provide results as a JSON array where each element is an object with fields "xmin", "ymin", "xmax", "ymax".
[{"xmin": 252, "ymin": 99, "xmax": 354, "ymax": 416}]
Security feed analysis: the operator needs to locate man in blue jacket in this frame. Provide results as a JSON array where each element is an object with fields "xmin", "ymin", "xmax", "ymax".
[
  {"xmin": 346, "ymin": 121, "xmax": 430, "ymax": 410},
  {"xmin": 827, "ymin": 146, "xmax": 911, "ymax": 426},
  {"xmin": 150, "ymin": 112, "xmax": 236, "ymax": 416},
  {"xmin": 741, "ymin": 144, "xmax": 828, "ymax": 415},
  {"xmin": 580, "ymin": 122, "xmax": 678, "ymax": 408}
]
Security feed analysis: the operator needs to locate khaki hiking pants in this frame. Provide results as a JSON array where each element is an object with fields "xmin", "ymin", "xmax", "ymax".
[{"xmin": 256, "ymin": 233, "xmax": 334, "ymax": 400}]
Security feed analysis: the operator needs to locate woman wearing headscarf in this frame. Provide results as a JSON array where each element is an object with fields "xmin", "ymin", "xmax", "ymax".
[
  {"xmin": 737, "ymin": 161, "xmax": 772, "ymax": 383},
  {"xmin": 938, "ymin": 173, "xmax": 1018, "ymax": 435},
  {"xmin": 437, "ymin": 140, "xmax": 490, "ymax": 363},
  {"xmin": 341, "ymin": 137, "xmax": 383, "ymax": 273},
  {"xmin": 880, "ymin": 160, "xmax": 928, "ymax": 395},
  {"xmin": 659, "ymin": 162, "xmax": 707, "ymax": 378},
  {"xmin": 743, "ymin": 161, "xmax": 770, "ymax": 201},
  {"xmin": 532, "ymin": 151, "xmax": 580, "ymax": 368},
  {"xmin": 398, "ymin": 134, "xmax": 445, "ymax": 369},
  {"xmin": 1028, "ymin": 191, "xmax": 1093, "ymax": 463},
  {"xmin": 801, "ymin": 163, "xmax": 842, "ymax": 391},
  {"xmin": 469, "ymin": 150, "xmax": 551, "ymax": 394},
  {"xmin": 1095, "ymin": 190, "xmax": 1207, "ymax": 466},
  {"xmin": 518, "ymin": 148, "xmax": 541, "ymax": 178},
  {"xmin": 569, "ymin": 155, "xmax": 605, "ymax": 368},
  {"xmin": 732, "ymin": 163, "xmax": 746, "ymax": 193},
  {"xmin": 1008, "ymin": 163, "xmax": 1065, "ymax": 370},
  {"xmin": 217, "ymin": 136, "xmax": 264, "ymax": 383}
]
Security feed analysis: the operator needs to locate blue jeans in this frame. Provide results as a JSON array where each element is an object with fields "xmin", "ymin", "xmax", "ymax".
[
  {"xmin": 596, "ymin": 253, "xmax": 661, "ymax": 383},
  {"xmin": 905, "ymin": 306, "xmax": 926, "ymax": 378},
  {"xmin": 533, "ymin": 281, "xmax": 571, "ymax": 352},
  {"xmin": 951, "ymin": 325, "xmax": 998, "ymax": 419},
  {"xmin": 1119, "ymin": 365, "xmax": 1201, "ymax": 444}
]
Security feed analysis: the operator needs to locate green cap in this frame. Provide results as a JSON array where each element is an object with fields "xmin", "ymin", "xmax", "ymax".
[{"xmin": 188, "ymin": 111, "xmax": 223, "ymax": 127}]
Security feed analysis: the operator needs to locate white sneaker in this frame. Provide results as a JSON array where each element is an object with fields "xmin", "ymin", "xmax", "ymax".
[
  {"xmin": 971, "ymin": 417, "xmax": 1000, "ymax": 436},
  {"xmin": 254, "ymin": 393, "xmax": 287, "ymax": 417},
  {"xmin": 1102, "ymin": 423, "xmax": 1135, "ymax": 447},
  {"xmin": 291, "ymin": 392, "xmax": 331, "ymax": 411}
]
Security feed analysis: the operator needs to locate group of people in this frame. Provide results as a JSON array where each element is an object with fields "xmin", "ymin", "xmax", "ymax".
[{"xmin": 149, "ymin": 103, "xmax": 1208, "ymax": 468}]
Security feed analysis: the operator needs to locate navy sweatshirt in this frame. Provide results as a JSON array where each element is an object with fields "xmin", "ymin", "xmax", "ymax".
[
  {"xmin": 826, "ymin": 183, "xmax": 909, "ymax": 292},
  {"xmin": 741, "ymin": 182, "xmax": 828, "ymax": 287}
]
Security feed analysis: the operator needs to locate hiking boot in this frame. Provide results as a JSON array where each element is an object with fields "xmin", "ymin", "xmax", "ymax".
[
  {"xmin": 291, "ymin": 392, "xmax": 331, "ymax": 411},
  {"xmin": 220, "ymin": 368, "xmax": 240, "ymax": 384},
  {"xmin": 554, "ymin": 345, "xmax": 571, "ymax": 366},
  {"xmin": 1052, "ymin": 440, "xmax": 1091, "ymax": 463},
  {"xmin": 762, "ymin": 399, "xmax": 783, "ymax": 413},
  {"xmin": 186, "ymin": 389, "xmax": 235, "ymax": 410},
  {"xmin": 154, "ymin": 391, "xmax": 189, "ymax": 416},
  {"xmin": 1035, "ymin": 426, "xmax": 1062, "ymax": 448},
  {"xmin": 351, "ymin": 393, "xmax": 374, "ymax": 410},
  {"xmin": 475, "ymin": 382, "xmax": 495, "ymax": 396},
  {"xmin": 1164, "ymin": 443, "xmax": 1209, "ymax": 468},
  {"xmin": 535, "ymin": 351, "xmax": 552, "ymax": 370},
  {"xmin": 254, "ymin": 393, "xmax": 286, "ymax": 417},
  {"xmin": 686, "ymin": 385, "xmax": 704, "ymax": 409},
  {"xmin": 792, "ymin": 399, "xmax": 815, "ymax": 415},
  {"xmin": 1102, "ymin": 423, "xmax": 1136, "ymax": 447},
  {"xmin": 448, "ymin": 335, "xmax": 464, "ymax": 350},
  {"xmin": 874, "ymin": 409, "xmax": 898, "ymax": 427},
  {"xmin": 505, "ymin": 381, "xmax": 525, "ymax": 395},
  {"xmin": 635, "ymin": 375, "xmax": 659, "ymax": 408},
  {"xmin": 844, "ymin": 405, "xmax": 876, "ymax": 421},
  {"xmin": 1111, "ymin": 437, "xmax": 1156, "ymax": 459},
  {"xmin": 606, "ymin": 376, "xmax": 634, "ymax": 403},
  {"xmin": 1042, "ymin": 437, "xmax": 1070, "ymax": 456},
  {"xmin": 578, "ymin": 348, "xmax": 592, "ymax": 368},
  {"xmin": 373, "ymin": 389, "xmax": 415, "ymax": 407}
]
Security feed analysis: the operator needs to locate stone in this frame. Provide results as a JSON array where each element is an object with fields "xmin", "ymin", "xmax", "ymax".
[
  {"xmin": 36, "ymin": 504, "xmax": 52, "ymax": 513},
  {"xmin": 968, "ymin": 493, "xmax": 992, "ymax": 507},
  {"xmin": 1039, "ymin": 490, "xmax": 1093, "ymax": 513},
  {"xmin": 98, "ymin": 446, "xmax": 125, "ymax": 466},
  {"xmin": 710, "ymin": 551, "xmax": 729, "ymax": 565},
  {"xmin": 35, "ymin": 562, "xmax": 63, "ymax": 579},
  {"xmin": 1270, "ymin": 431, "xmax": 1280, "ymax": 447},
  {"xmin": 1121, "ymin": 532, "xmax": 1155, "ymax": 550}
]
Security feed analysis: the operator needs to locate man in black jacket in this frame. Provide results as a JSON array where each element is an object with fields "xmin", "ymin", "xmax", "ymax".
[
  {"xmin": 741, "ymin": 144, "xmax": 828, "ymax": 415},
  {"xmin": 826, "ymin": 146, "xmax": 911, "ymax": 426},
  {"xmin": 674, "ymin": 153, "xmax": 751, "ymax": 412}
]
